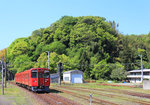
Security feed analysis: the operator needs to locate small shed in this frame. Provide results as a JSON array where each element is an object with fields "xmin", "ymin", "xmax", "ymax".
[
  {"xmin": 50, "ymin": 73, "xmax": 59, "ymax": 83},
  {"xmin": 63, "ymin": 70, "xmax": 83, "ymax": 83}
]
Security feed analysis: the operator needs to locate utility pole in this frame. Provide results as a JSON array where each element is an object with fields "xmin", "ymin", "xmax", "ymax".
[
  {"xmin": 139, "ymin": 55, "xmax": 143, "ymax": 82},
  {"xmin": 1, "ymin": 58, "xmax": 4, "ymax": 95},
  {"xmin": 46, "ymin": 51, "xmax": 50, "ymax": 69},
  {"xmin": 5, "ymin": 48, "xmax": 7, "ymax": 88}
]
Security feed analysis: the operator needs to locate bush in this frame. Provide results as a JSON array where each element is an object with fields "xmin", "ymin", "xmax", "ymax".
[{"xmin": 143, "ymin": 78, "xmax": 149, "ymax": 80}]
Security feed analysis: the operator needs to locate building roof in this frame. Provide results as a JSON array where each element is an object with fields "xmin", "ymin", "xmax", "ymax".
[
  {"xmin": 128, "ymin": 69, "xmax": 150, "ymax": 73},
  {"xmin": 63, "ymin": 70, "xmax": 83, "ymax": 74}
]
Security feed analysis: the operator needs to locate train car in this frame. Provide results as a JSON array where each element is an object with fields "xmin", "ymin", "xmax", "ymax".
[{"xmin": 15, "ymin": 68, "xmax": 50, "ymax": 92}]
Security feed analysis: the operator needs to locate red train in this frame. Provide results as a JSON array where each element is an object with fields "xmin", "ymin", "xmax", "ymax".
[{"xmin": 15, "ymin": 68, "xmax": 50, "ymax": 92}]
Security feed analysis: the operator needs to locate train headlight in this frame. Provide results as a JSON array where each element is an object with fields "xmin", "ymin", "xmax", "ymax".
[{"xmin": 45, "ymin": 79, "xmax": 48, "ymax": 82}]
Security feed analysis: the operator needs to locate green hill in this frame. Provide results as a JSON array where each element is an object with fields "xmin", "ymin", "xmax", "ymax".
[{"xmin": 6, "ymin": 16, "xmax": 150, "ymax": 80}]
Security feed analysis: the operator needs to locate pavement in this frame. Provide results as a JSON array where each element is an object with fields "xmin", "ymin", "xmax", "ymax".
[{"xmin": 0, "ymin": 96, "xmax": 14, "ymax": 105}]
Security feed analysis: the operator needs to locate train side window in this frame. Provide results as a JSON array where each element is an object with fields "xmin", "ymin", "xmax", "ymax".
[
  {"xmin": 44, "ymin": 70, "xmax": 50, "ymax": 78},
  {"xmin": 31, "ymin": 70, "xmax": 37, "ymax": 78}
]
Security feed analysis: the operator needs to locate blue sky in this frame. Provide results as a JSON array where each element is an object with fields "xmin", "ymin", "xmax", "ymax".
[{"xmin": 0, "ymin": 0, "xmax": 150, "ymax": 50}]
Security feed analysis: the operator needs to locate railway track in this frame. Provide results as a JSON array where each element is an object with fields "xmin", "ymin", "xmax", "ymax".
[
  {"xmin": 11, "ymin": 82, "xmax": 118, "ymax": 105},
  {"xmin": 10, "ymin": 82, "xmax": 81, "ymax": 105},
  {"xmin": 62, "ymin": 85, "xmax": 150, "ymax": 99},
  {"xmin": 52, "ymin": 86, "xmax": 119, "ymax": 105},
  {"xmin": 53, "ymin": 85, "xmax": 150, "ymax": 105},
  {"xmin": 37, "ymin": 93, "xmax": 81, "ymax": 105},
  {"xmin": 10, "ymin": 82, "xmax": 150, "ymax": 105}
]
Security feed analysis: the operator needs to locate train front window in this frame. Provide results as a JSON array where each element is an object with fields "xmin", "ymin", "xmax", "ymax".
[
  {"xmin": 38, "ymin": 72, "xmax": 43, "ymax": 78},
  {"xmin": 44, "ymin": 70, "xmax": 50, "ymax": 78},
  {"xmin": 31, "ymin": 70, "xmax": 37, "ymax": 78}
]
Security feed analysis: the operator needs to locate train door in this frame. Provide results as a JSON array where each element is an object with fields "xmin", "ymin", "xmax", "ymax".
[
  {"xmin": 38, "ymin": 69, "xmax": 44, "ymax": 87},
  {"xmin": 44, "ymin": 70, "xmax": 50, "ymax": 86}
]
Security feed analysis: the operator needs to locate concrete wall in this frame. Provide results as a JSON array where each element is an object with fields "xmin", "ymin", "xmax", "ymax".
[
  {"xmin": 143, "ymin": 80, "xmax": 150, "ymax": 89},
  {"xmin": 63, "ymin": 73, "xmax": 71, "ymax": 83},
  {"xmin": 130, "ymin": 80, "xmax": 142, "ymax": 83},
  {"xmin": 50, "ymin": 74, "xmax": 59, "ymax": 83}
]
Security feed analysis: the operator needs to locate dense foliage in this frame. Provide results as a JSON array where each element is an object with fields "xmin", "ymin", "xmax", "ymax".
[{"xmin": 2, "ymin": 16, "xmax": 150, "ymax": 80}]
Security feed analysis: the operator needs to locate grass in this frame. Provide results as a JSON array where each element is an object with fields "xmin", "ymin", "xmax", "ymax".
[{"xmin": 0, "ymin": 83, "xmax": 32, "ymax": 105}]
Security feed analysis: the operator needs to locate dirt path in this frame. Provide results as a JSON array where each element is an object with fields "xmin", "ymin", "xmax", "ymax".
[
  {"xmin": 0, "ymin": 84, "xmax": 15, "ymax": 105},
  {"xmin": 0, "ymin": 96, "xmax": 15, "ymax": 105}
]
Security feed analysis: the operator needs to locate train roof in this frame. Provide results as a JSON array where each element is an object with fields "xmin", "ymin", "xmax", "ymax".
[{"xmin": 15, "ymin": 68, "xmax": 50, "ymax": 75}]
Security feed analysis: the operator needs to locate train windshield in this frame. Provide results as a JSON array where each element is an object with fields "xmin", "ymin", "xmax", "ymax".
[
  {"xmin": 44, "ymin": 70, "xmax": 50, "ymax": 78},
  {"xmin": 31, "ymin": 70, "xmax": 37, "ymax": 78},
  {"xmin": 38, "ymin": 72, "xmax": 43, "ymax": 78}
]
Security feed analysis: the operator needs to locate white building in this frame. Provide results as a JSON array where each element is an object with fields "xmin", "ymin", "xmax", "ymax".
[
  {"xmin": 63, "ymin": 70, "xmax": 83, "ymax": 83},
  {"xmin": 127, "ymin": 69, "xmax": 150, "ymax": 83}
]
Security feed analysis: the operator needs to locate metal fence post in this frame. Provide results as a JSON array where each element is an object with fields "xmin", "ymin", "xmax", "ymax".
[{"xmin": 89, "ymin": 94, "xmax": 93, "ymax": 105}]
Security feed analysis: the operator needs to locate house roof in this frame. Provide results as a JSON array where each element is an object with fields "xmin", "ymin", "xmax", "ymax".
[
  {"xmin": 63, "ymin": 70, "xmax": 83, "ymax": 74},
  {"xmin": 128, "ymin": 69, "xmax": 150, "ymax": 73}
]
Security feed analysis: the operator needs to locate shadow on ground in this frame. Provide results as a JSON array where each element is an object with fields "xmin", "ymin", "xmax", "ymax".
[
  {"xmin": 37, "ymin": 89, "xmax": 63, "ymax": 94},
  {"xmin": 49, "ymin": 89, "xmax": 63, "ymax": 93}
]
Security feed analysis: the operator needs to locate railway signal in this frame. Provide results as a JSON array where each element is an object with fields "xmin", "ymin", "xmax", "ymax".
[{"xmin": 57, "ymin": 62, "xmax": 63, "ymax": 86}]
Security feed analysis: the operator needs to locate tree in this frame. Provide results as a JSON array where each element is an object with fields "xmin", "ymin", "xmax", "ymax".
[
  {"xmin": 34, "ymin": 52, "xmax": 47, "ymax": 68},
  {"xmin": 0, "ymin": 49, "xmax": 6, "ymax": 60},
  {"xmin": 119, "ymin": 37, "xmax": 137, "ymax": 71},
  {"xmin": 42, "ymin": 41, "xmax": 66, "ymax": 54},
  {"xmin": 13, "ymin": 55, "xmax": 34, "ymax": 73},
  {"xmin": 7, "ymin": 15, "xmax": 150, "ymax": 80},
  {"xmin": 90, "ymin": 59, "xmax": 110, "ymax": 80},
  {"xmin": 110, "ymin": 63, "xmax": 126, "ymax": 81}
]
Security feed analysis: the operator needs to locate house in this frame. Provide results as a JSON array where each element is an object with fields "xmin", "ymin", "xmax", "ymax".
[
  {"xmin": 63, "ymin": 70, "xmax": 83, "ymax": 83},
  {"xmin": 127, "ymin": 69, "xmax": 150, "ymax": 83}
]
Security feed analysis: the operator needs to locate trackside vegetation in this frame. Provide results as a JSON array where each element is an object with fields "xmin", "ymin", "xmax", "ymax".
[
  {"xmin": 0, "ymin": 83, "xmax": 33, "ymax": 105},
  {"xmin": 1, "ymin": 16, "xmax": 150, "ymax": 81}
]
